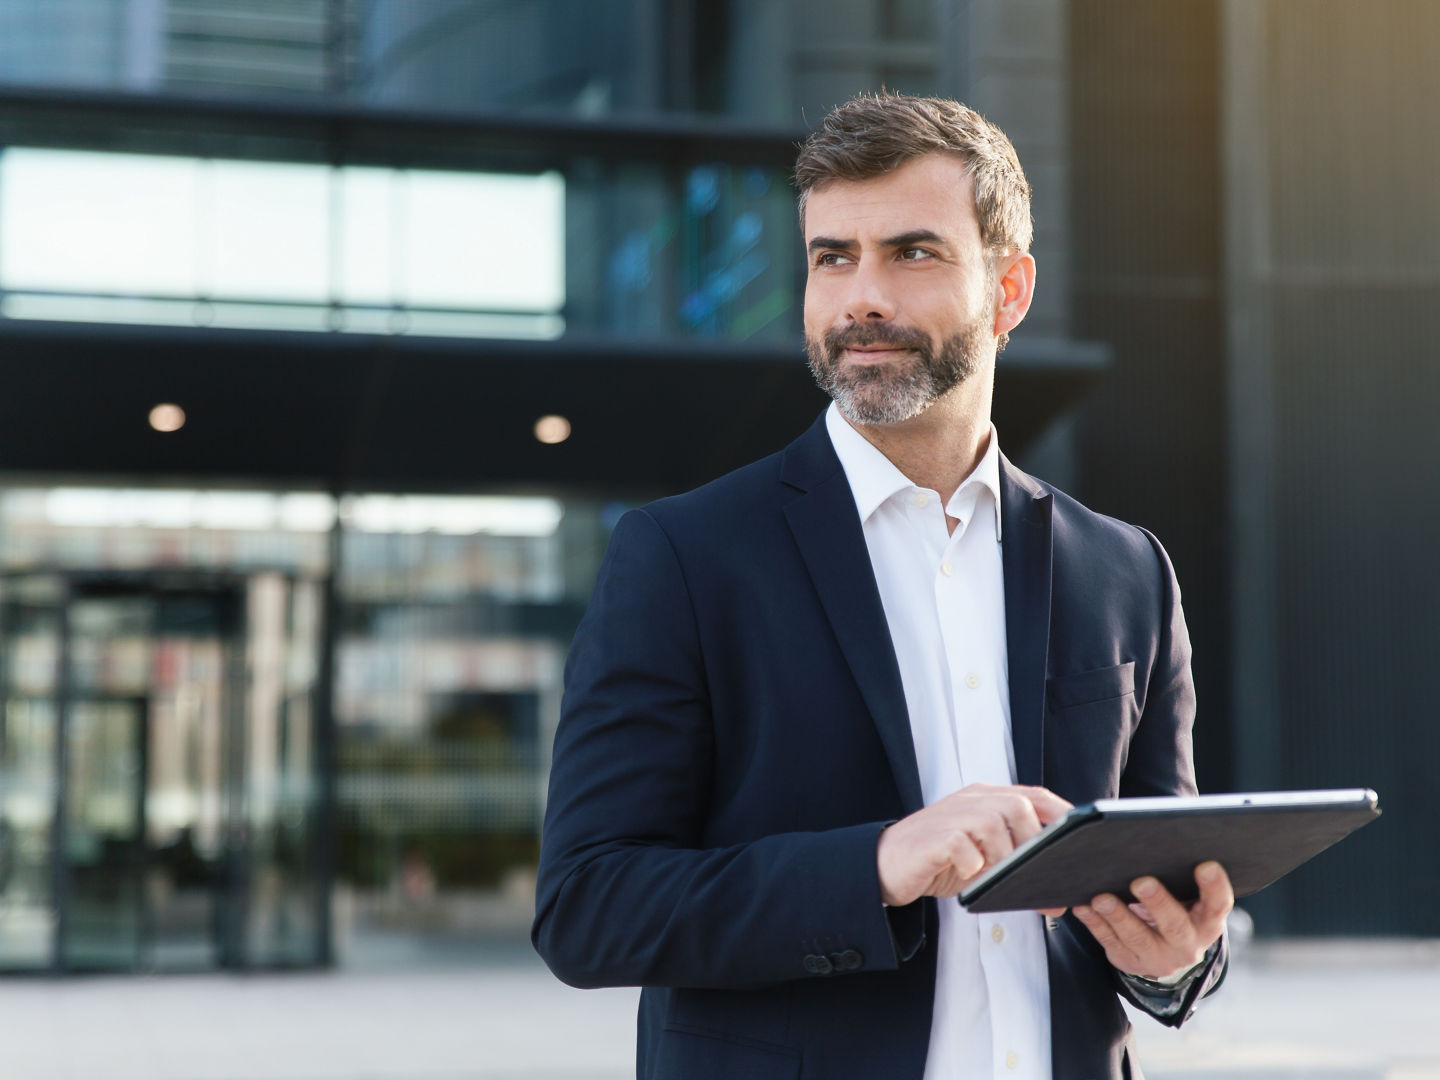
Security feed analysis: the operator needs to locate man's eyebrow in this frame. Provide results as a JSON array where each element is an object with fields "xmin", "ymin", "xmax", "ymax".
[
  {"xmin": 806, "ymin": 230, "xmax": 952, "ymax": 255},
  {"xmin": 881, "ymin": 229, "xmax": 949, "ymax": 250}
]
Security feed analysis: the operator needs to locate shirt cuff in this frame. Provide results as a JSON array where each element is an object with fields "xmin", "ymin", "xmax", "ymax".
[
  {"xmin": 1151, "ymin": 958, "xmax": 1208, "ymax": 987},
  {"xmin": 1115, "ymin": 950, "xmax": 1212, "ymax": 1016}
]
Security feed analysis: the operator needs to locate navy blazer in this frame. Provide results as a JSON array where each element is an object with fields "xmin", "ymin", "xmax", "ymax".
[{"xmin": 534, "ymin": 414, "xmax": 1225, "ymax": 1080}]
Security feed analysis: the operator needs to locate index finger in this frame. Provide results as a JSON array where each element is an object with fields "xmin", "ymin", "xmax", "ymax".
[{"xmin": 1017, "ymin": 785, "xmax": 1074, "ymax": 824}]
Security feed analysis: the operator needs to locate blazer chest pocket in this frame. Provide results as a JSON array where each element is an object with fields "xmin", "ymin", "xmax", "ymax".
[
  {"xmin": 1047, "ymin": 661, "xmax": 1135, "ymax": 710},
  {"xmin": 1044, "ymin": 661, "xmax": 1139, "ymax": 803}
]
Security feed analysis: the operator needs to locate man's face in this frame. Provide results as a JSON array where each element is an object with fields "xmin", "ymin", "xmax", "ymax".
[{"xmin": 802, "ymin": 154, "xmax": 997, "ymax": 426}]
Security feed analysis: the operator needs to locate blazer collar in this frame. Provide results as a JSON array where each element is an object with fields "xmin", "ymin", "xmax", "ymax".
[
  {"xmin": 780, "ymin": 414, "xmax": 925, "ymax": 814},
  {"xmin": 999, "ymin": 455, "xmax": 1054, "ymax": 788},
  {"xmin": 779, "ymin": 411, "xmax": 843, "ymax": 493}
]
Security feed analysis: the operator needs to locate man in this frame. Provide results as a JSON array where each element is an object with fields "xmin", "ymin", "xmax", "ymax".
[{"xmin": 533, "ymin": 92, "xmax": 1229, "ymax": 1080}]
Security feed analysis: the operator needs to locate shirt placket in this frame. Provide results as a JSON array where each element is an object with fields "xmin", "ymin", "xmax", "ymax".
[
  {"xmin": 898, "ymin": 489, "xmax": 963, "ymax": 805},
  {"xmin": 935, "ymin": 495, "xmax": 1046, "ymax": 1080}
]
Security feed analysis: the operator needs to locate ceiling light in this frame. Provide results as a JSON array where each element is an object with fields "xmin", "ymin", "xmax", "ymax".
[
  {"xmin": 149, "ymin": 403, "xmax": 186, "ymax": 432},
  {"xmin": 534, "ymin": 414, "xmax": 571, "ymax": 445}
]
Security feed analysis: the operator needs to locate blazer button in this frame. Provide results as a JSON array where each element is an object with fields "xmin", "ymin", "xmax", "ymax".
[
  {"xmin": 803, "ymin": 953, "xmax": 834, "ymax": 976},
  {"xmin": 831, "ymin": 949, "xmax": 863, "ymax": 972}
]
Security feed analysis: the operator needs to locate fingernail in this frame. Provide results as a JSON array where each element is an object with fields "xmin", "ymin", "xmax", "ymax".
[
  {"xmin": 1094, "ymin": 895, "xmax": 1117, "ymax": 914},
  {"xmin": 1199, "ymin": 862, "xmax": 1220, "ymax": 882},
  {"xmin": 1074, "ymin": 905, "xmax": 1092, "ymax": 919},
  {"xmin": 1134, "ymin": 877, "xmax": 1159, "ymax": 897}
]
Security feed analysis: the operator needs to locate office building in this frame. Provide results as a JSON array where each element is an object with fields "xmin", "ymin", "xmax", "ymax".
[{"xmin": 0, "ymin": 0, "xmax": 1433, "ymax": 973}]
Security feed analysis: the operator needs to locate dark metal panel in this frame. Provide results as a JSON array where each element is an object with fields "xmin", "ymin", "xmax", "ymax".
[
  {"xmin": 1220, "ymin": 0, "xmax": 1440, "ymax": 935},
  {"xmin": 0, "ymin": 86, "xmax": 807, "ymax": 172},
  {"xmin": 1268, "ymin": 283, "xmax": 1440, "ymax": 935},
  {"xmin": 50, "ymin": 581, "xmax": 72, "ymax": 973},
  {"xmin": 312, "ymin": 524, "xmax": 340, "ymax": 968}
]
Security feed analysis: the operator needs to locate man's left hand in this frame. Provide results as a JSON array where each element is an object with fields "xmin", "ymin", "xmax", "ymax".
[{"xmin": 1072, "ymin": 861, "xmax": 1233, "ymax": 980}]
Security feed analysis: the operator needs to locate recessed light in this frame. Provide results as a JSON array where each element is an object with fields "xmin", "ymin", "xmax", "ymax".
[
  {"xmin": 149, "ymin": 403, "xmax": 186, "ymax": 432},
  {"xmin": 534, "ymin": 414, "xmax": 571, "ymax": 445}
]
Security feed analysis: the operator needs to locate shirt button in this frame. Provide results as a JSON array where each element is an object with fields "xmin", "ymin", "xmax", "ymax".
[
  {"xmin": 991, "ymin": 924, "xmax": 1005, "ymax": 944},
  {"xmin": 912, "ymin": 492, "xmax": 929, "ymax": 507},
  {"xmin": 1006, "ymin": 1051, "xmax": 1020, "ymax": 1070},
  {"xmin": 940, "ymin": 562, "xmax": 953, "ymax": 577},
  {"xmin": 965, "ymin": 672, "xmax": 980, "ymax": 690}
]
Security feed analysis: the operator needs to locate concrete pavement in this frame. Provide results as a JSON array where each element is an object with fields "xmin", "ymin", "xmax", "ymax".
[
  {"xmin": 1129, "ymin": 938, "xmax": 1440, "ymax": 1079},
  {"xmin": 1, "ymin": 937, "xmax": 1437, "ymax": 1079}
]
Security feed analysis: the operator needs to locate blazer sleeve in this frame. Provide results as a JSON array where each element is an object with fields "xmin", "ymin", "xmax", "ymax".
[
  {"xmin": 1110, "ymin": 527, "xmax": 1229, "ymax": 1025},
  {"xmin": 532, "ymin": 508, "xmax": 916, "ymax": 990}
]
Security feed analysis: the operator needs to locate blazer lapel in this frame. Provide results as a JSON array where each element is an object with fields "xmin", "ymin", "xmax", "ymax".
[
  {"xmin": 1000, "ymin": 456, "xmax": 1054, "ymax": 789},
  {"xmin": 780, "ymin": 418, "xmax": 925, "ymax": 815}
]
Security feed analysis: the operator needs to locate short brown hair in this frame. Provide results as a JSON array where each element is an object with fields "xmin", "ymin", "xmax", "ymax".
[{"xmin": 794, "ymin": 91, "xmax": 1033, "ymax": 255}]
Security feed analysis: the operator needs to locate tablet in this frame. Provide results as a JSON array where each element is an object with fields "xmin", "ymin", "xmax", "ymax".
[{"xmin": 958, "ymin": 788, "xmax": 1381, "ymax": 914}]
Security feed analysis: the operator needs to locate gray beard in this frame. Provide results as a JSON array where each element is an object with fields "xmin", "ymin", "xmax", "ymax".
[{"xmin": 805, "ymin": 321, "xmax": 987, "ymax": 426}]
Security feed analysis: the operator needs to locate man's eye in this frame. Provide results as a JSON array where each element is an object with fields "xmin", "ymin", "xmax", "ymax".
[
  {"xmin": 815, "ymin": 252, "xmax": 852, "ymax": 267},
  {"xmin": 899, "ymin": 248, "xmax": 934, "ymax": 261}
]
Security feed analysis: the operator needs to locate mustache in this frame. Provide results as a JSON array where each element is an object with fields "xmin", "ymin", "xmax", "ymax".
[{"xmin": 822, "ymin": 324, "xmax": 932, "ymax": 354}]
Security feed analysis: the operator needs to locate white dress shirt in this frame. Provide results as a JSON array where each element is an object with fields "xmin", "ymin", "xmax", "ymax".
[{"xmin": 826, "ymin": 404, "xmax": 1052, "ymax": 1080}]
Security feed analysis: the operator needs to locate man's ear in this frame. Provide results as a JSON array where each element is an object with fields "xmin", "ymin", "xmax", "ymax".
[{"xmin": 992, "ymin": 252, "xmax": 1036, "ymax": 338}]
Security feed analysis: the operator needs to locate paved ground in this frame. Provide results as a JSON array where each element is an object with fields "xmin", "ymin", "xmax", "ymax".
[
  {"xmin": 1, "ymin": 936, "xmax": 1438, "ymax": 1079},
  {"xmin": 1128, "ymin": 938, "xmax": 1440, "ymax": 1079}
]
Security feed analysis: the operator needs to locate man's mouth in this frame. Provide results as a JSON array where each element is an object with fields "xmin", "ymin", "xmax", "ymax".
[{"xmin": 841, "ymin": 345, "xmax": 912, "ymax": 363}]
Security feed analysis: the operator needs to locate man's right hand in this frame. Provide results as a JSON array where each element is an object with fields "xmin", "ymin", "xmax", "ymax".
[{"xmin": 876, "ymin": 783, "xmax": 1073, "ymax": 908}]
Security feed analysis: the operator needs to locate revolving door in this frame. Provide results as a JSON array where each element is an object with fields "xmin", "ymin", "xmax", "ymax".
[{"xmin": 0, "ymin": 571, "xmax": 325, "ymax": 972}]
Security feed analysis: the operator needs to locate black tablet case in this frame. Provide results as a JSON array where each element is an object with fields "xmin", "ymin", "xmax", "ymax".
[{"xmin": 959, "ymin": 795, "xmax": 1380, "ymax": 913}]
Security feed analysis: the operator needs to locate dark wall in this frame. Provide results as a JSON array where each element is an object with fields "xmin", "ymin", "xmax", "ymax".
[
  {"xmin": 1068, "ymin": 1, "xmax": 1231, "ymax": 795},
  {"xmin": 1072, "ymin": 0, "xmax": 1440, "ymax": 936},
  {"xmin": 1252, "ymin": 0, "xmax": 1440, "ymax": 935}
]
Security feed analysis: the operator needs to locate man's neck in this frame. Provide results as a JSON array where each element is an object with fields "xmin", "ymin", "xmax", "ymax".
[{"xmin": 842, "ymin": 389, "xmax": 992, "ymax": 506}]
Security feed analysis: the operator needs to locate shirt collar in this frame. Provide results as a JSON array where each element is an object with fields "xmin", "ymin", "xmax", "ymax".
[{"xmin": 825, "ymin": 402, "xmax": 1004, "ymax": 540}]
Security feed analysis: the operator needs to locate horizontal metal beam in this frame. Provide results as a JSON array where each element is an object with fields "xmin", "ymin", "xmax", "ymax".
[
  {"xmin": 0, "ymin": 320, "xmax": 1108, "ymax": 495},
  {"xmin": 0, "ymin": 87, "xmax": 807, "ymax": 170}
]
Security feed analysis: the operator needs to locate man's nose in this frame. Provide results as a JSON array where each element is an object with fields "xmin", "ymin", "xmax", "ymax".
[{"xmin": 841, "ymin": 261, "xmax": 897, "ymax": 323}]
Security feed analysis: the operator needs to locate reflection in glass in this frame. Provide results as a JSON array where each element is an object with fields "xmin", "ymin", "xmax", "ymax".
[
  {"xmin": 566, "ymin": 159, "xmax": 799, "ymax": 341},
  {"xmin": 0, "ymin": 149, "xmax": 566, "ymax": 340}
]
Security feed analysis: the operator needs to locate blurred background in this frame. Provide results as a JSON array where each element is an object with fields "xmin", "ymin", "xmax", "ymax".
[{"xmin": 0, "ymin": 0, "xmax": 1436, "ymax": 1074}]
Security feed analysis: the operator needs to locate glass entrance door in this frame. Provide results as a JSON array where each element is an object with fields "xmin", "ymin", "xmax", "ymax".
[
  {"xmin": 0, "ymin": 571, "xmax": 325, "ymax": 972},
  {"xmin": 62, "ymin": 691, "xmax": 147, "ymax": 969},
  {"xmin": 141, "ymin": 589, "xmax": 236, "ymax": 970},
  {"xmin": 58, "ymin": 583, "xmax": 241, "ymax": 971}
]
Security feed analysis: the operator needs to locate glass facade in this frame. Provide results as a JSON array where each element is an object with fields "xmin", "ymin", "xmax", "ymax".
[
  {"xmin": 0, "ymin": 0, "xmax": 947, "ymax": 123},
  {"xmin": 0, "ymin": 0, "xmax": 963, "ymax": 346},
  {"xmin": 0, "ymin": 486, "xmax": 623, "ymax": 970},
  {"xmin": 566, "ymin": 158, "xmax": 798, "ymax": 341},
  {"xmin": 333, "ymin": 515, "xmax": 559, "ymax": 963},
  {"xmin": 0, "ymin": 0, "xmax": 983, "ymax": 973},
  {"xmin": 0, "ymin": 149, "xmax": 567, "ymax": 339},
  {"xmin": 0, "ymin": 567, "xmax": 325, "ymax": 971},
  {"xmin": 0, "ymin": 488, "xmax": 329, "ymax": 971},
  {"xmin": 0, "ymin": 145, "xmax": 797, "ymax": 343}
]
